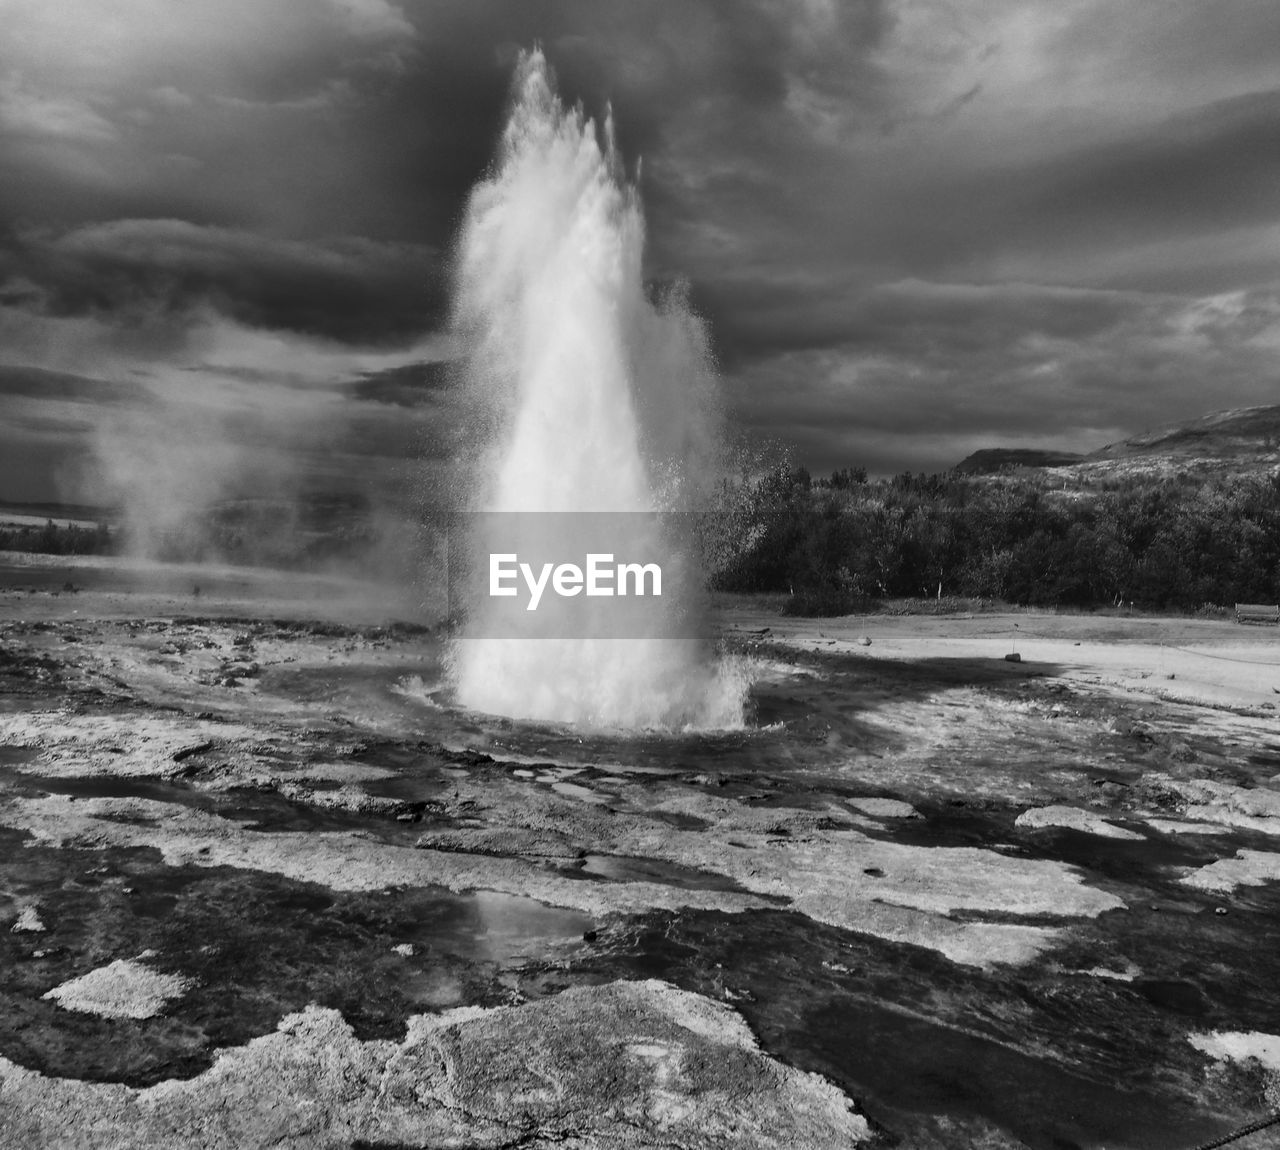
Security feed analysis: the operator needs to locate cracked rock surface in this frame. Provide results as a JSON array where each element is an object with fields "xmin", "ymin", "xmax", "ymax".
[{"xmin": 1, "ymin": 981, "xmax": 870, "ymax": 1149}]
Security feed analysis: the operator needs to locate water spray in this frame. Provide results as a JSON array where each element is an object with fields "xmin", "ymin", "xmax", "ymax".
[{"xmin": 446, "ymin": 49, "xmax": 748, "ymax": 730}]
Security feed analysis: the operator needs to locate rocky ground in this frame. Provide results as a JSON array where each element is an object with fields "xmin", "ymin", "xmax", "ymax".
[{"xmin": 2, "ymin": 556, "xmax": 1280, "ymax": 1148}]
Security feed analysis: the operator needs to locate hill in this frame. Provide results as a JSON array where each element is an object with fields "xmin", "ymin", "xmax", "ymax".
[
  {"xmin": 1087, "ymin": 404, "xmax": 1280, "ymax": 462},
  {"xmin": 952, "ymin": 404, "xmax": 1280, "ymax": 476},
  {"xmin": 953, "ymin": 448, "xmax": 1085, "ymax": 475}
]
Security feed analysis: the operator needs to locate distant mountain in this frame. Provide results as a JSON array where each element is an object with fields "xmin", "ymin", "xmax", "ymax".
[
  {"xmin": 1087, "ymin": 404, "xmax": 1280, "ymax": 461},
  {"xmin": 952, "ymin": 405, "xmax": 1280, "ymax": 474},
  {"xmin": 953, "ymin": 448, "xmax": 1085, "ymax": 475}
]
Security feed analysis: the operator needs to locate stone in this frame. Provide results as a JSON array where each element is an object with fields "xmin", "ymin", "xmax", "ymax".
[
  {"xmin": 10, "ymin": 906, "xmax": 45, "ymax": 934},
  {"xmin": 42, "ymin": 958, "xmax": 190, "ymax": 1020}
]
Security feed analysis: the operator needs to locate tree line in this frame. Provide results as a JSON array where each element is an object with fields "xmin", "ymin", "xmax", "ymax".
[
  {"xmin": 0, "ymin": 521, "xmax": 112, "ymax": 556},
  {"xmin": 711, "ymin": 466, "xmax": 1280, "ymax": 613},
  {"xmin": 7, "ymin": 467, "xmax": 1279, "ymax": 616}
]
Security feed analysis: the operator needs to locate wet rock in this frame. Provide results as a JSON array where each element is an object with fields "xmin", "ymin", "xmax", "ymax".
[
  {"xmin": 1181, "ymin": 849, "xmax": 1280, "ymax": 893},
  {"xmin": 1, "ymin": 792, "xmax": 773, "ymax": 922},
  {"xmin": 9, "ymin": 600, "xmax": 1276, "ymax": 1143},
  {"xmin": 1189, "ymin": 1030, "xmax": 1280, "ymax": 1115},
  {"xmin": 848, "ymin": 797, "xmax": 921, "ymax": 820},
  {"xmin": 416, "ymin": 826, "xmax": 581, "ymax": 859},
  {"xmin": 272, "ymin": 783, "xmax": 401, "ymax": 817},
  {"xmin": 289, "ymin": 761, "xmax": 398, "ymax": 784},
  {"xmin": 10, "ymin": 906, "xmax": 45, "ymax": 933},
  {"xmin": 42, "ymin": 956, "xmax": 190, "ymax": 1020},
  {"xmin": 171, "ymin": 741, "xmax": 214, "ymax": 763},
  {"xmin": 1015, "ymin": 805, "xmax": 1146, "ymax": 841},
  {"xmin": 1188, "ymin": 1030, "xmax": 1280, "ymax": 1076},
  {"xmin": 1173, "ymin": 778, "xmax": 1280, "ymax": 835},
  {"xmin": 1144, "ymin": 818, "xmax": 1223, "ymax": 836},
  {"xmin": 0, "ymin": 713, "xmax": 265, "ymax": 781},
  {"xmin": 0, "ymin": 982, "xmax": 871, "ymax": 1148},
  {"xmin": 1076, "ymin": 961, "xmax": 1140, "ymax": 982}
]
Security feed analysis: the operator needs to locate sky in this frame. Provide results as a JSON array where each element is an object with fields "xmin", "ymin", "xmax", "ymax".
[{"xmin": 2, "ymin": 0, "xmax": 1280, "ymax": 508}]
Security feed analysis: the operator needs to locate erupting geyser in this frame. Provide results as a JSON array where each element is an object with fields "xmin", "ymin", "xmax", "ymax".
[{"xmin": 448, "ymin": 49, "xmax": 746, "ymax": 729}]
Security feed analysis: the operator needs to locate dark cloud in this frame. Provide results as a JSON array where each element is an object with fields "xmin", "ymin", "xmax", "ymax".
[
  {"xmin": 0, "ymin": 363, "xmax": 143, "ymax": 405},
  {"xmin": 694, "ymin": 276, "xmax": 1155, "ymax": 368},
  {"xmin": 728, "ymin": 280, "xmax": 1280, "ymax": 473},
  {"xmin": 1005, "ymin": 88, "xmax": 1280, "ymax": 253},
  {"xmin": 309, "ymin": 0, "xmax": 895, "ymax": 256},
  {"xmin": 1, "ymin": 220, "xmax": 442, "ymax": 343},
  {"xmin": 2, "ymin": 0, "xmax": 1280, "ymax": 498}
]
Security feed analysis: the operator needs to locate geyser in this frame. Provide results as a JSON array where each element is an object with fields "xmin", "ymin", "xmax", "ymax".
[{"xmin": 448, "ymin": 49, "xmax": 746, "ymax": 730}]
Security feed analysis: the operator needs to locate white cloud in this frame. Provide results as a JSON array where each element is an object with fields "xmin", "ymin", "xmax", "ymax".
[
  {"xmin": 150, "ymin": 85, "xmax": 194, "ymax": 109},
  {"xmin": 0, "ymin": 0, "xmax": 417, "ymax": 116},
  {"xmin": 0, "ymin": 74, "xmax": 117, "ymax": 141},
  {"xmin": 328, "ymin": 0, "xmax": 415, "ymax": 42}
]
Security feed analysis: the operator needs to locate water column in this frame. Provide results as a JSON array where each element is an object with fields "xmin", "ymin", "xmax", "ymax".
[{"xmin": 449, "ymin": 49, "xmax": 746, "ymax": 730}]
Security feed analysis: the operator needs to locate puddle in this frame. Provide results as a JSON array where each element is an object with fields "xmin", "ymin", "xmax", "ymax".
[
  {"xmin": 1034, "ymin": 825, "xmax": 1222, "ymax": 880},
  {"xmin": 877, "ymin": 801, "xmax": 1219, "ymax": 884},
  {"xmin": 361, "ymin": 652, "xmax": 909, "ymax": 783},
  {"xmin": 0, "ymin": 745, "xmax": 40, "ymax": 767},
  {"xmin": 360, "ymin": 770, "xmax": 456, "ymax": 806},
  {"xmin": 4, "ymin": 771, "xmax": 223, "ymax": 809},
  {"xmin": 0, "ymin": 833, "xmax": 591, "ymax": 1087},
  {"xmin": 260, "ymin": 663, "xmax": 444, "ymax": 704},
  {"xmin": 550, "ymin": 780, "xmax": 610, "ymax": 804},
  {"xmin": 1134, "ymin": 978, "xmax": 1209, "ymax": 1017},
  {"xmin": 594, "ymin": 906, "xmax": 1236, "ymax": 1150},
  {"xmin": 463, "ymin": 890, "xmax": 593, "ymax": 964},
  {"xmin": 649, "ymin": 810, "xmax": 710, "ymax": 831},
  {"xmin": 256, "ymin": 663, "xmax": 451, "ymax": 734},
  {"xmin": 576, "ymin": 854, "xmax": 757, "ymax": 894},
  {"xmin": 0, "ymin": 768, "xmax": 409, "ymax": 837},
  {"xmin": 801, "ymin": 994, "xmax": 1226, "ymax": 1149}
]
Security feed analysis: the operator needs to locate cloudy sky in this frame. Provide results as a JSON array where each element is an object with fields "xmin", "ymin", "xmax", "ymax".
[{"xmin": 2, "ymin": 0, "xmax": 1280, "ymax": 507}]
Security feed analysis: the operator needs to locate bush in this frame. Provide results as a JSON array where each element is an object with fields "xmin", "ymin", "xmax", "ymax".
[{"xmin": 720, "ymin": 465, "xmax": 1280, "ymax": 613}]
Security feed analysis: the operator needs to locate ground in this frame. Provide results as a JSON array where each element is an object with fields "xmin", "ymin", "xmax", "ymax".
[{"xmin": 2, "ymin": 553, "xmax": 1280, "ymax": 1148}]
